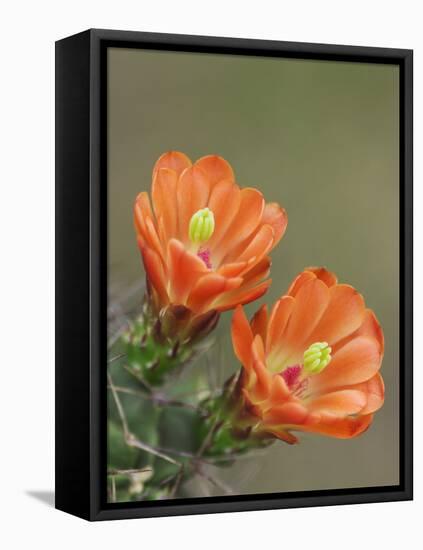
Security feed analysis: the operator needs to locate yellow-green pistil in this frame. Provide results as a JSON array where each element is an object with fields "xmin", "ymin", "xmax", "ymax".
[
  {"xmin": 303, "ymin": 342, "xmax": 332, "ymax": 375},
  {"xmin": 189, "ymin": 208, "xmax": 215, "ymax": 244}
]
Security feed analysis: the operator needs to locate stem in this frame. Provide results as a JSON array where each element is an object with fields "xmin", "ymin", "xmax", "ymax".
[
  {"xmin": 108, "ymin": 467, "xmax": 153, "ymax": 476},
  {"xmin": 107, "ymin": 384, "xmax": 207, "ymax": 413},
  {"xmin": 108, "ymin": 371, "xmax": 181, "ymax": 467}
]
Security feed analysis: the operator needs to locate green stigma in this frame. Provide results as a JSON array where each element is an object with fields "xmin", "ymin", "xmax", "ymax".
[
  {"xmin": 188, "ymin": 208, "xmax": 215, "ymax": 244},
  {"xmin": 303, "ymin": 342, "xmax": 332, "ymax": 375}
]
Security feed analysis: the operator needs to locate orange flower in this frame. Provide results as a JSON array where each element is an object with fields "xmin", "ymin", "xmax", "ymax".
[
  {"xmin": 134, "ymin": 151, "xmax": 287, "ymax": 316},
  {"xmin": 231, "ymin": 267, "xmax": 384, "ymax": 443}
]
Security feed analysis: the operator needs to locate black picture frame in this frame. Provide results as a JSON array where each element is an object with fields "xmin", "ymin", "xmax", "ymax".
[{"xmin": 55, "ymin": 28, "xmax": 413, "ymax": 521}]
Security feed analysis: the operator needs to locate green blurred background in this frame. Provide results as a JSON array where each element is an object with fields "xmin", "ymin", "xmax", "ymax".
[{"xmin": 108, "ymin": 47, "xmax": 399, "ymax": 494}]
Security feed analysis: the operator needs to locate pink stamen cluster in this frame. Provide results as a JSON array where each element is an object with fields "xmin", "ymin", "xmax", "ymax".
[
  {"xmin": 197, "ymin": 247, "xmax": 212, "ymax": 269},
  {"xmin": 281, "ymin": 364, "xmax": 309, "ymax": 397},
  {"xmin": 281, "ymin": 364, "xmax": 302, "ymax": 388}
]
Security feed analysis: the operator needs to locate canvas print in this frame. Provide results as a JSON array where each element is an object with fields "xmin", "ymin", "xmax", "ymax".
[{"xmin": 106, "ymin": 48, "xmax": 399, "ymax": 503}]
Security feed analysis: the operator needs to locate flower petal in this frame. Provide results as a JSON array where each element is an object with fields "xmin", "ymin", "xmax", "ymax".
[
  {"xmin": 266, "ymin": 296, "xmax": 295, "ymax": 356},
  {"xmin": 269, "ymin": 374, "xmax": 291, "ymax": 404},
  {"xmin": 217, "ymin": 279, "xmax": 271, "ymax": 312},
  {"xmin": 339, "ymin": 373, "xmax": 385, "ymax": 415},
  {"xmin": 359, "ymin": 373, "xmax": 385, "ymax": 414},
  {"xmin": 305, "ymin": 267, "xmax": 338, "ymax": 288},
  {"xmin": 308, "ymin": 284, "xmax": 365, "ymax": 345},
  {"xmin": 168, "ymin": 239, "xmax": 208, "ymax": 304},
  {"xmin": 333, "ymin": 309, "xmax": 384, "ymax": 356},
  {"xmin": 295, "ymin": 413, "xmax": 374, "ymax": 439},
  {"xmin": 276, "ymin": 277, "xmax": 330, "ymax": 366},
  {"xmin": 207, "ymin": 179, "xmax": 241, "ymax": 250},
  {"xmin": 139, "ymin": 243, "xmax": 169, "ymax": 306},
  {"xmin": 266, "ymin": 429, "xmax": 299, "ymax": 444},
  {"xmin": 287, "ymin": 270, "xmax": 317, "ymax": 297},
  {"xmin": 237, "ymin": 224, "xmax": 275, "ymax": 264},
  {"xmin": 194, "ymin": 154, "xmax": 235, "ymax": 187},
  {"xmin": 216, "ymin": 188, "xmax": 265, "ymax": 264},
  {"xmin": 307, "ymin": 389, "xmax": 367, "ymax": 415},
  {"xmin": 250, "ymin": 304, "xmax": 268, "ymax": 342},
  {"xmin": 231, "ymin": 305, "xmax": 254, "ymax": 369},
  {"xmin": 217, "ymin": 261, "xmax": 248, "ymax": 278},
  {"xmin": 310, "ymin": 336, "xmax": 382, "ymax": 392},
  {"xmin": 250, "ymin": 335, "xmax": 271, "ymax": 401},
  {"xmin": 261, "ymin": 203, "xmax": 288, "ymax": 248},
  {"xmin": 263, "ymin": 402, "xmax": 309, "ymax": 425},
  {"xmin": 152, "ymin": 168, "xmax": 178, "ymax": 242},
  {"xmin": 242, "ymin": 256, "xmax": 271, "ymax": 285},
  {"xmin": 153, "ymin": 151, "xmax": 192, "ymax": 179},
  {"xmin": 187, "ymin": 273, "xmax": 243, "ymax": 313},
  {"xmin": 216, "ymin": 257, "xmax": 271, "ymax": 313},
  {"xmin": 134, "ymin": 192, "xmax": 154, "ymax": 240},
  {"xmin": 177, "ymin": 165, "xmax": 211, "ymax": 243},
  {"xmin": 355, "ymin": 310, "xmax": 384, "ymax": 355}
]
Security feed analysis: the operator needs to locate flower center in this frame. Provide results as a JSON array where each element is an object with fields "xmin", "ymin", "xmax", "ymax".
[
  {"xmin": 189, "ymin": 208, "xmax": 215, "ymax": 269},
  {"xmin": 189, "ymin": 208, "xmax": 215, "ymax": 245},
  {"xmin": 280, "ymin": 342, "xmax": 332, "ymax": 396},
  {"xmin": 281, "ymin": 364, "xmax": 301, "ymax": 388},
  {"xmin": 197, "ymin": 247, "xmax": 212, "ymax": 269}
]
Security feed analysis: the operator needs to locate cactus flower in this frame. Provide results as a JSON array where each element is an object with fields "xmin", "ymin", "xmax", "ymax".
[
  {"xmin": 231, "ymin": 267, "xmax": 385, "ymax": 443},
  {"xmin": 134, "ymin": 151, "xmax": 287, "ymax": 317}
]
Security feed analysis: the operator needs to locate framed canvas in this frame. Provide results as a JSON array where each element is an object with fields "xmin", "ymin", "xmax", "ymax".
[{"xmin": 55, "ymin": 29, "xmax": 413, "ymax": 521}]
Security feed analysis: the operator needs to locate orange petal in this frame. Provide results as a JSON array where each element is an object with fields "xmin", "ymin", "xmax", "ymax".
[
  {"xmin": 266, "ymin": 429, "xmax": 299, "ymax": 444},
  {"xmin": 310, "ymin": 336, "xmax": 382, "ymax": 392},
  {"xmin": 308, "ymin": 284, "xmax": 365, "ymax": 345},
  {"xmin": 340, "ymin": 372, "xmax": 385, "ymax": 415},
  {"xmin": 216, "ymin": 257, "xmax": 271, "ymax": 312},
  {"xmin": 134, "ymin": 193, "xmax": 161, "ymax": 258},
  {"xmin": 152, "ymin": 168, "xmax": 178, "ymax": 242},
  {"xmin": 134, "ymin": 192, "xmax": 154, "ymax": 239},
  {"xmin": 153, "ymin": 151, "xmax": 192, "ymax": 179},
  {"xmin": 307, "ymin": 389, "xmax": 367, "ymax": 415},
  {"xmin": 177, "ymin": 165, "xmax": 211, "ymax": 242},
  {"xmin": 242, "ymin": 256, "xmax": 271, "ymax": 285},
  {"xmin": 231, "ymin": 305, "xmax": 254, "ymax": 368},
  {"xmin": 194, "ymin": 155, "xmax": 235, "ymax": 187},
  {"xmin": 266, "ymin": 296, "xmax": 295, "ymax": 356},
  {"xmin": 334, "ymin": 309, "xmax": 384, "ymax": 357},
  {"xmin": 287, "ymin": 270, "xmax": 317, "ymax": 297},
  {"xmin": 261, "ymin": 203, "xmax": 288, "ymax": 248},
  {"xmin": 264, "ymin": 402, "xmax": 309, "ymax": 425},
  {"xmin": 296, "ymin": 413, "xmax": 374, "ymax": 439},
  {"xmin": 217, "ymin": 279, "xmax": 271, "ymax": 312},
  {"xmin": 252, "ymin": 334, "xmax": 266, "ymax": 363},
  {"xmin": 216, "ymin": 188, "xmax": 264, "ymax": 263},
  {"xmin": 305, "ymin": 267, "xmax": 338, "ymax": 287},
  {"xmin": 139, "ymin": 244, "xmax": 169, "ymax": 306},
  {"xmin": 217, "ymin": 261, "xmax": 248, "ymax": 278},
  {"xmin": 250, "ymin": 304, "xmax": 268, "ymax": 342},
  {"xmin": 250, "ymin": 335, "xmax": 271, "ymax": 401},
  {"xmin": 269, "ymin": 374, "xmax": 291, "ymax": 404},
  {"xmin": 207, "ymin": 179, "xmax": 241, "ymax": 249},
  {"xmin": 187, "ymin": 273, "xmax": 242, "ymax": 313},
  {"xmin": 145, "ymin": 216, "xmax": 165, "ymax": 261},
  {"xmin": 276, "ymin": 277, "xmax": 330, "ymax": 365},
  {"xmin": 237, "ymin": 224, "xmax": 275, "ymax": 263},
  {"xmin": 360, "ymin": 373, "xmax": 385, "ymax": 414},
  {"xmin": 167, "ymin": 239, "xmax": 208, "ymax": 304},
  {"xmin": 355, "ymin": 310, "xmax": 384, "ymax": 355}
]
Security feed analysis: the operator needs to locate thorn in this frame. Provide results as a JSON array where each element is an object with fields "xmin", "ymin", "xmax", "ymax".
[{"xmin": 170, "ymin": 340, "xmax": 180, "ymax": 358}]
